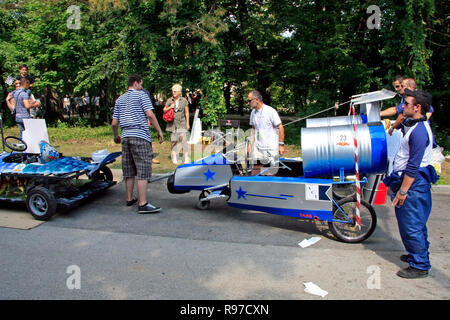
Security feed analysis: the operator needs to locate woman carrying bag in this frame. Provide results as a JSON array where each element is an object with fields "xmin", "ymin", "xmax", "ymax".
[{"xmin": 163, "ymin": 84, "xmax": 190, "ymax": 164}]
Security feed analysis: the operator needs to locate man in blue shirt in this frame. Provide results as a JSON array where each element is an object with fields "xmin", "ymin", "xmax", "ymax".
[
  {"xmin": 384, "ymin": 89, "xmax": 438, "ymax": 279},
  {"xmin": 13, "ymin": 78, "xmax": 41, "ymax": 138},
  {"xmin": 382, "ymin": 78, "xmax": 434, "ymax": 136},
  {"xmin": 112, "ymin": 74, "xmax": 164, "ymax": 214},
  {"xmin": 380, "ymin": 75, "xmax": 405, "ymax": 119}
]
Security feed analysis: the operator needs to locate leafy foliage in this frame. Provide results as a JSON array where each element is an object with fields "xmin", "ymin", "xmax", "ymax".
[{"xmin": 0, "ymin": 0, "xmax": 448, "ymax": 150}]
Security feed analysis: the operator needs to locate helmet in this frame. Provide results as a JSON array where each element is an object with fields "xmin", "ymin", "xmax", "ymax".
[{"xmin": 39, "ymin": 141, "xmax": 59, "ymax": 163}]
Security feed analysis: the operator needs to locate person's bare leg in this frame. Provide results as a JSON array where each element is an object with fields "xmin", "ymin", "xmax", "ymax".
[
  {"xmin": 171, "ymin": 140, "xmax": 178, "ymax": 164},
  {"xmin": 137, "ymin": 179, "xmax": 148, "ymax": 206},
  {"xmin": 182, "ymin": 133, "xmax": 190, "ymax": 163},
  {"xmin": 126, "ymin": 177, "xmax": 135, "ymax": 202}
]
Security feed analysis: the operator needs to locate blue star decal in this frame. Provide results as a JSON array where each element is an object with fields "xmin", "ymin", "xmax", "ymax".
[
  {"xmin": 236, "ymin": 186, "xmax": 247, "ymax": 200},
  {"xmin": 204, "ymin": 169, "xmax": 216, "ymax": 182}
]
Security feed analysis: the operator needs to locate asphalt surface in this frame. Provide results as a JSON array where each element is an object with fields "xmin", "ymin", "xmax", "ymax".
[{"xmin": 0, "ymin": 171, "xmax": 449, "ymax": 300}]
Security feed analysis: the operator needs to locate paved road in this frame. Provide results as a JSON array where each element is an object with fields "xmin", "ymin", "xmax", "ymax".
[{"xmin": 0, "ymin": 173, "xmax": 449, "ymax": 300}]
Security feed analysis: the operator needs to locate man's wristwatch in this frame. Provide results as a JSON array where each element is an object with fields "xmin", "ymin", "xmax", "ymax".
[
  {"xmin": 279, "ymin": 142, "xmax": 285, "ymax": 146},
  {"xmin": 399, "ymin": 189, "xmax": 408, "ymax": 196}
]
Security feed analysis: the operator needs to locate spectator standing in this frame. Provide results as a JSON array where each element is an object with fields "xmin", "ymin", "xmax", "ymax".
[
  {"xmin": 247, "ymin": 90, "xmax": 285, "ymax": 175},
  {"xmin": 111, "ymin": 74, "xmax": 164, "ymax": 214},
  {"xmin": 16, "ymin": 64, "xmax": 35, "ymax": 92},
  {"xmin": 13, "ymin": 78, "xmax": 41, "ymax": 137},
  {"xmin": 63, "ymin": 94, "xmax": 71, "ymax": 118},
  {"xmin": 163, "ymin": 84, "xmax": 190, "ymax": 164},
  {"xmin": 384, "ymin": 89, "xmax": 438, "ymax": 279}
]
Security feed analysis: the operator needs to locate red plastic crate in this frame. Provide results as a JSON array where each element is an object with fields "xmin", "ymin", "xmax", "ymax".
[{"xmin": 373, "ymin": 182, "xmax": 387, "ymax": 205}]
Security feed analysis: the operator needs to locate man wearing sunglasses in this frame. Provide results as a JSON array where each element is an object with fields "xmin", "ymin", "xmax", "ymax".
[
  {"xmin": 383, "ymin": 89, "xmax": 438, "ymax": 279},
  {"xmin": 384, "ymin": 78, "xmax": 435, "ymax": 138},
  {"xmin": 380, "ymin": 75, "xmax": 406, "ymax": 119},
  {"xmin": 247, "ymin": 90, "xmax": 285, "ymax": 175}
]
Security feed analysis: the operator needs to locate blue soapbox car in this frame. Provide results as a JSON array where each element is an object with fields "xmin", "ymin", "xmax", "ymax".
[{"xmin": 0, "ymin": 135, "xmax": 121, "ymax": 220}]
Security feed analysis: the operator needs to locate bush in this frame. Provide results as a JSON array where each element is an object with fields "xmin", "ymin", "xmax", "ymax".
[{"xmin": 434, "ymin": 126, "xmax": 450, "ymax": 156}]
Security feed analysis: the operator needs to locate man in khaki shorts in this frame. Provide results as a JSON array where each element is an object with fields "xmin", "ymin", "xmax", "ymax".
[
  {"xmin": 112, "ymin": 74, "xmax": 164, "ymax": 214},
  {"xmin": 247, "ymin": 90, "xmax": 285, "ymax": 175}
]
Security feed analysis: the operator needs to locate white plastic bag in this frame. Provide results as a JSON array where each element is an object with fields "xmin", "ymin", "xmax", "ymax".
[
  {"xmin": 431, "ymin": 146, "xmax": 445, "ymax": 174},
  {"xmin": 91, "ymin": 149, "xmax": 109, "ymax": 163}
]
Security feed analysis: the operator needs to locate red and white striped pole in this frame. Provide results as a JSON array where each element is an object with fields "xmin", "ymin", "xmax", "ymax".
[{"xmin": 350, "ymin": 103, "xmax": 362, "ymax": 229}]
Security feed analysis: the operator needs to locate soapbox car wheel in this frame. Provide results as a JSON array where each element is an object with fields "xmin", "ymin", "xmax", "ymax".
[
  {"xmin": 90, "ymin": 166, "xmax": 113, "ymax": 182},
  {"xmin": 328, "ymin": 197, "xmax": 377, "ymax": 243},
  {"xmin": 197, "ymin": 190, "xmax": 211, "ymax": 210},
  {"xmin": 26, "ymin": 187, "xmax": 57, "ymax": 221},
  {"xmin": 4, "ymin": 136, "xmax": 27, "ymax": 152}
]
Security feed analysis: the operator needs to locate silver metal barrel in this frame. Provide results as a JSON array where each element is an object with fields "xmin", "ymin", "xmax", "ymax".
[
  {"xmin": 301, "ymin": 123, "xmax": 387, "ymax": 177},
  {"xmin": 306, "ymin": 115, "xmax": 364, "ymax": 128}
]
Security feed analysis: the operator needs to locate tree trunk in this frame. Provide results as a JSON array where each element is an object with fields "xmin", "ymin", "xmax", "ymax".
[
  {"xmin": 0, "ymin": 70, "xmax": 8, "ymax": 111},
  {"xmin": 224, "ymin": 81, "xmax": 231, "ymax": 113},
  {"xmin": 97, "ymin": 77, "xmax": 109, "ymax": 124},
  {"xmin": 44, "ymin": 88, "xmax": 65, "ymax": 124},
  {"xmin": 248, "ymin": 43, "xmax": 272, "ymax": 105}
]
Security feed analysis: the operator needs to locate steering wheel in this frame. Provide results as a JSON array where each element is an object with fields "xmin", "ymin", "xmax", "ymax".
[{"xmin": 4, "ymin": 136, "xmax": 28, "ymax": 152}]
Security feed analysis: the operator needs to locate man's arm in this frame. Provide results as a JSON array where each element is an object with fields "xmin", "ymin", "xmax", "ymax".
[
  {"xmin": 380, "ymin": 106, "xmax": 397, "ymax": 118},
  {"xmin": 248, "ymin": 126, "xmax": 255, "ymax": 155},
  {"xmin": 392, "ymin": 174, "xmax": 414, "ymax": 207},
  {"xmin": 388, "ymin": 113, "xmax": 406, "ymax": 135},
  {"xmin": 278, "ymin": 123, "xmax": 285, "ymax": 155},
  {"xmin": 146, "ymin": 109, "xmax": 164, "ymax": 144},
  {"xmin": 111, "ymin": 118, "xmax": 121, "ymax": 144},
  {"xmin": 6, "ymin": 94, "xmax": 15, "ymax": 112},
  {"xmin": 23, "ymin": 97, "xmax": 40, "ymax": 109}
]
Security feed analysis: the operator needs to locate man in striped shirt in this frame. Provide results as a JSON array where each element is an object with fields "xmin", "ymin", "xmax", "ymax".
[{"xmin": 112, "ymin": 74, "xmax": 164, "ymax": 214}]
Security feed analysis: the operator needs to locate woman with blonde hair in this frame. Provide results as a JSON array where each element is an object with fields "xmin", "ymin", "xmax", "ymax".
[{"xmin": 163, "ymin": 84, "xmax": 190, "ymax": 164}]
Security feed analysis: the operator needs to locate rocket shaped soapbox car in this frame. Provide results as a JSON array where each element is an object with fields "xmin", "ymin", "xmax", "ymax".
[{"xmin": 167, "ymin": 90, "xmax": 398, "ymax": 243}]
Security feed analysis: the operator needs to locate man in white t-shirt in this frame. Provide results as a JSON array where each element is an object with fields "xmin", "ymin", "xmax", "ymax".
[{"xmin": 248, "ymin": 90, "xmax": 285, "ymax": 175}]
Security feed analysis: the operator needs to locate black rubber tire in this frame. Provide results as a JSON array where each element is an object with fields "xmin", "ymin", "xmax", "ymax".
[
  {"xmin": 196, "ymin": 199, "xmax": 211, "ymax": 210},
  {"xmin": 26, "ymin": 186, "xmax": 57, "ymax": 221},
  {"xmin": 328, "ymin": 196, "xmax": 377, "ymax": 243},
  {"xmin": 90, "ymin": 166, "xmax": 113, "ymax": 182},
  {"xmin": 196, "ymin": 190, "xmax": 211, "ymax": 210}
]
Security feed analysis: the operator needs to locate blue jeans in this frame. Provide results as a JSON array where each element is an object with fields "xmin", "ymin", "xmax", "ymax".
[
  {"xmin": 385, "ymin": 166, "xmax": 438, "ymax": 271},
  {"xmin": 17, "ymin": 122, "xmax": 25, "ymax": 139},
  {"xmin": 393, "ymin": 187, "xmax": 432, "ymax": 270}
]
